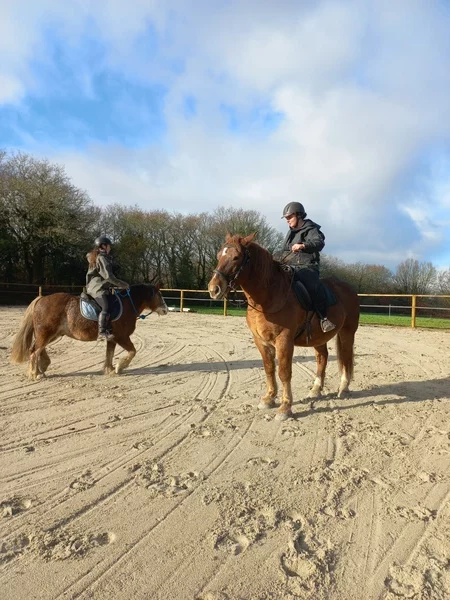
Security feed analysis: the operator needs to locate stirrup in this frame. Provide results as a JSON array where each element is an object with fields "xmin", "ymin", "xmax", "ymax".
[
  {"xmin": 97, "ymin": 331, "xmax": 107, "ymax": 341},
  {"xmin": 105, "ymin": 331, "xmax": 115, "ymax": 342},
  {"xmin": 321, "ymin": 318, "xmax": 336, "ymax": 333}
]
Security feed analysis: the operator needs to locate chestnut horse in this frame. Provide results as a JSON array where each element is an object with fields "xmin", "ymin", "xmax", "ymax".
[
  {"xmin": 11, "ymin": 284, "xmax": 168, "ymax": 380},
  {"xmin": 208, "ymin": 234, "xmax": 360, "ymax": 420}
]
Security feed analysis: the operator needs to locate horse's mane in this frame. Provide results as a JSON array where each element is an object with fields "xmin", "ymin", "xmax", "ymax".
[{"xmin": 228, "ymin": 235, "xmax": 289, "ymax": 289}]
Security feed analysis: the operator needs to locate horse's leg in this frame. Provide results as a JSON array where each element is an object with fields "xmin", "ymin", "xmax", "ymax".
[
  {"xmin": 309, "ymin": 343, "xmax": 328, "ymax": 398},
  {"xmin": 114, "ymin": 338, "xmax": 136, "ymax": 375},
  {"xmin": 336, "ymin": 326, "xmax": 356, "ymax": 398},
  {"xmin": 275, "ymin": 337, "xmax": 294, "ymax": 420},
  {"xmin": 253, "ymin": 337, "xmax": 277, "ymax": 409},
  {"xmin": 28, "ymin": 350, "xmax": 39, "ymax": 380},
  {"xmin": 104, "ymin": 340, "xmax": 116, "ymax": 375},
  {"xmin": 38, "ymin": 349, "xmax": 51, "ymax": 375},
  {"xmin": 29, "ymin": 329, "xmax": 54, "ymax": 380},
  {"xmin": 29, "ymin": 347, "xmax": 49, "ymax": 380}
]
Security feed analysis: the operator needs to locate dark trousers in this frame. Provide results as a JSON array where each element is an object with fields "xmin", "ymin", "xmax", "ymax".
[
  {"xmin": 95, "ymin": 294, "xmax": 111, "ymax": 331},
  {"xmin": 293, "ymin": 267, "xmax": 328, "ymax": 318}
]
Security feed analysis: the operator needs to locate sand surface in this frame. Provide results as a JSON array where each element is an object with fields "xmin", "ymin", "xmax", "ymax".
[{"xmin": 1, "ymin": 307, "xmax": 449, "ymax": 600}]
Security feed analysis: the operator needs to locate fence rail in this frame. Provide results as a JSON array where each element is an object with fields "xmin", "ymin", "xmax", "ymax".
[{"xmin": 1, "ymin": 283, "xmax": 450, "ymax": 328}]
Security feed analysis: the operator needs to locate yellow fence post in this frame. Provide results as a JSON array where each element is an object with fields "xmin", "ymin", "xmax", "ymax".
[
  {"xmin": 224, "ymin": 297, "xmax": 228, "ymax": 316},
  {"xmin": 411, "ymin": 295, "xmax": 417, "ymax": 328},
  {"xmin": 38, "ymin": 286, "xmax": 43, "ymax": 297},
  {"xmin": 180, "ymin": 290, "xmax": 184, "ymax": 313}
]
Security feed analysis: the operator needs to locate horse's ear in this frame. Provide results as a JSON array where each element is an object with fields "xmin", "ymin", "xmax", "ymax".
[
  {"xmin": 225, "ymin": 232, "xmax": 233, "ymax": 243},
  {"xmin": 242, "ymin": 233, "xmax": 256, "ymax": 246}
]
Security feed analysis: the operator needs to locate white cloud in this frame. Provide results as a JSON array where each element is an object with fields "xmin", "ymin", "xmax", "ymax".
[{"xmin": 2, "ymin": 0, "xmax": 450, "ymax": 266}]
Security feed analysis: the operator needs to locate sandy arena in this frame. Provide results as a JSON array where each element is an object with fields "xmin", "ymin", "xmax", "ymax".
[{"xmin": 0, "ymin": 306, "xmax": 449, "ymax": 600}]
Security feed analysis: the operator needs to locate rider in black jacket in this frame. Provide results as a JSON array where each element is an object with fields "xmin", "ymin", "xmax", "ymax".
[{"xmin": 278, "ymin": 202, "xmax": 335, "ymax": 333}]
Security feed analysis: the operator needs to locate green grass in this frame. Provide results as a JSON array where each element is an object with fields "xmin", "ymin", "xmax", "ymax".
[
  {"xmin": 359, "ymin": 313, "xmax": 450, "ymax": 329},
  {"xmin": 174, "ymin": 305, "xmax": 450, "ymax": 329}
]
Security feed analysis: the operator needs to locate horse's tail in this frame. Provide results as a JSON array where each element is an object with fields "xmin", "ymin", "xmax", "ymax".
[{"xmin": 10, "ymin": 297, "xmax": 40, "ymax": 364}]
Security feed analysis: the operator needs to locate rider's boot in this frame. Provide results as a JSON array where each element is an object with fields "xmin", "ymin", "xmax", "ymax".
[
  {"xmin": 98, "ymin": 312, "xmax": 108, "ymax": 341},
  {"xmin": 105, "ymin": 316, "xmax": 114, "ymax": 341},
  {"xmin": 315, "ymin": 283, "xmax": 336, "ymax": 333},
  {"xmin": 320, "ymin": 317, "xmax": 336, "ymax": 333}
]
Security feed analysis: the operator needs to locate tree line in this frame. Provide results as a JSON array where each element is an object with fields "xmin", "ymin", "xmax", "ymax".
[{"xmin": 1, "ymin": 150, "xmax": 448, "ymax": 295}]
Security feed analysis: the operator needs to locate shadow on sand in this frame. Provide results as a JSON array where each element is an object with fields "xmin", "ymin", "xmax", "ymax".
[{"xmin": 293, "ymin": 376, "xmax": 450, "ymax": 419}]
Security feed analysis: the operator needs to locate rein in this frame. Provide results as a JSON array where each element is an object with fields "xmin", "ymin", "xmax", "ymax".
[{"xmin": 116, "ymin": 288, "xmax": 153, "ymax": 320}]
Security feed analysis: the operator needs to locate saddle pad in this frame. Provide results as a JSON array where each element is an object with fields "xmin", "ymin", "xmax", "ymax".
[{"xmin": 80, "ymin": 294, "xmax": 123, "ymax": 322}]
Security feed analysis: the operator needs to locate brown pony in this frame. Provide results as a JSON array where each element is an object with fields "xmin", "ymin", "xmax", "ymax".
[
  {"xmin": 10, "ymin": 284, "xmax": 168, "ymax": 380},
  {"xmin": 208, "ymin": 234, "xmax": 360, "ymax": 420}
]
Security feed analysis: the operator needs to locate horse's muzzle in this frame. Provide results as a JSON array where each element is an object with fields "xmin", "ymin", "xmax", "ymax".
[
  {"xmin": 156, "ymin": 302, "xmax": 168, "ymax": 315},
  {"xmin": 208, "ymin": 274, "xmax": 226, "ymax": 300}
]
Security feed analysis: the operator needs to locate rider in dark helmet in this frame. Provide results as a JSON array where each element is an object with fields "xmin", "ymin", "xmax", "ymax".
[
  {"xmin": 86, "ymin": 236, "xmax": 130, "ymax": 341},
  {"xmin": 278, "ymin": 202, "xmax": 335, "ymax": 333}
]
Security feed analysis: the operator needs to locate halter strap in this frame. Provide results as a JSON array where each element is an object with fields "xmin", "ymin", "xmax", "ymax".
[{"xmin": 214, "ymin": 245, "xmax": 250, "ymax": 292}]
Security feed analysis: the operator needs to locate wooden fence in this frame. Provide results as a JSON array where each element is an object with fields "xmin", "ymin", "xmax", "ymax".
[{"xmin": 1, "ymin": 282, "xmax": 450, "ymax": 328}]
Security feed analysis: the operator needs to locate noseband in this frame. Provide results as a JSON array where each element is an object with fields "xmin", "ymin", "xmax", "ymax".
[{"xmin": 213, "ymin": 245, "xmax": 250, "ymax": 293}]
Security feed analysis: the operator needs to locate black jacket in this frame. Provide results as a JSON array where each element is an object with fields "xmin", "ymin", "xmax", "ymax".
[{"xmin": 278, "ymin": 219, "xmax": 325, "ymax": 271}]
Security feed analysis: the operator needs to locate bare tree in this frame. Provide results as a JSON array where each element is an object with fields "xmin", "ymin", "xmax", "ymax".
[
  {"xmin": 393, "ymin": 258, "xmax": 437, "ymax": 294},
  {"xmin": 437, "ymin": 269, "xmax": 450, "ymax": 294},
  {"xmin": 210, "ymin": 206, "xmax": 283, "ymax": 253},
  {"xmin": 0, "ymin": 150, "xmax": 98, "ymax": 284}
]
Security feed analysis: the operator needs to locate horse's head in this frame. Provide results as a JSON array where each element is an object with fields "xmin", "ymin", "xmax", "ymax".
[
  {"xmin": 208, "ymin": 233, "xmax": 256, "ymax": 299},
  {"xmin": 146, "ymin": 284, "xmax": 168, "ymax": 315}
]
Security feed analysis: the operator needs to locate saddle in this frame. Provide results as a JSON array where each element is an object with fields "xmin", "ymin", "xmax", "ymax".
[
  {"xmin": 286, "ymin": 268, "xmax": 337, "ymax": 312},
  {"xmin": 80, "ymin": 292, "xmax": 123, "ymax": 322},
  {"xmin": 287, "ymin": 272, "xmax": 337, "ymax": 342}
]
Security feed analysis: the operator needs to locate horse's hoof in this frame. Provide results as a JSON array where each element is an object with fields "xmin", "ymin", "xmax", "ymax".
[
  {"xmin": 258, "ymin": 400, "xmax": 275, "ymax": 410},
  {"xmin": 337, "ymin": 389, "xmax": 350, "ymax": 399},
  {"xmin": 275, "ymin": 411, "xmax": 292, "ymax": 421},
  {"xmin": 308, "ymin": 390, "xmax": 322, "ymax": 399}
]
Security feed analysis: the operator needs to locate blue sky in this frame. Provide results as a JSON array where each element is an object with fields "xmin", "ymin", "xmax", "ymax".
[{"xmin": 1, "ymin": 0, "xmax": 450, "ymax": 268}]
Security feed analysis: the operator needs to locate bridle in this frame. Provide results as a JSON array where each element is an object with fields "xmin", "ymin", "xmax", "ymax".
[
  {"xmin": 116, "ymin": 286, "xmax": 156, "ymax": 320},
  {"xmin": 214, "ymin": 243, "xmax": 296, "ymax": 314},
  {"xmin": 213, "ymin": 245, "xmax": 250, "ymax": 294}
]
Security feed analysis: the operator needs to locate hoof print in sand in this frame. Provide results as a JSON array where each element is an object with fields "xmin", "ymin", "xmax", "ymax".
[
  {"xmin": 69, "ymin": 470, "xmax": 96, "ymax": 492},
  {"xmin": 280, "ymin": 521, "xmax": 335, "ymax": 598},
  {"xmin": 0, "ymin": 534, "xmax": 31, "ymax": 564},
  {"xmin": 1, "ymin": 497, "xmax": 33, "ymax": 518},
  {"xmin": 189, "ymin": 424, "xmax": 214, "ymax": 438},
  {"xmin": 213, "ymin": 533, "xmax": 250, "ymax": 555},
  {"xmin": 393, "ymin": 504, "xmax": 437, "ymax": 522},
  {"xmin": 246, "ymin": 456, "xmax": 279, "ymax": 469},
  {"xmin": 132, "ymin": 461, "xmax": 204, "ymax": 497},
  {"xmin": 210, "ymin": 482, "xmax": 284, "ymax": 554},
  {"xmin": 281, "ymin": 424, "xmax": 304, "ymax": 438},
  {"xmin": 302, "ymin": 461, "xmax": 365, "ymax": 519},
  {"xmin": 38, "ymin": 529, "xmax": 115, "ymax": 561},
  {"xmin": 384, "ymin": 565, "xmax": 424, "ymax": 599}
]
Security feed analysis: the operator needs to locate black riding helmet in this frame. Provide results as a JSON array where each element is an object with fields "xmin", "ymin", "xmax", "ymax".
[
  {"xmin": 281, "ymin": 202, "xmax": 306, "ymax": 219},
  {"xmin": 94, "ymin": 236, "xmax": 112, "ymax": 248}
]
